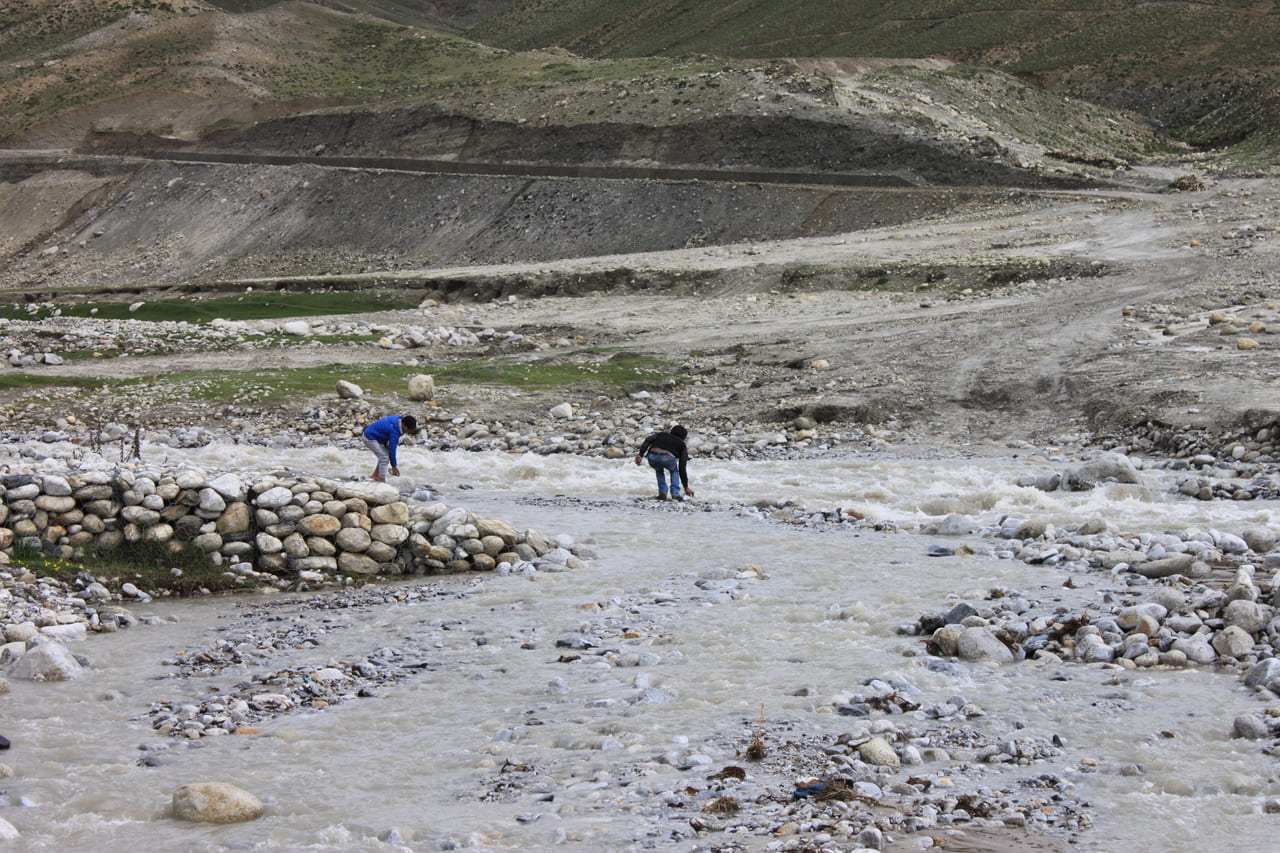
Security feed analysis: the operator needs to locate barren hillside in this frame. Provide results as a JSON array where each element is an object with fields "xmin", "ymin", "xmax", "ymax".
[{"xmin": 474, "ymin": 0, "xmax": 1280, "ymax": 156}]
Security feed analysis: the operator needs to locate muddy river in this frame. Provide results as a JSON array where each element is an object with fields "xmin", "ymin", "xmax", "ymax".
[{"xmin": 3, "ymin": 442, "xmax": 1278, "ymax": 851}]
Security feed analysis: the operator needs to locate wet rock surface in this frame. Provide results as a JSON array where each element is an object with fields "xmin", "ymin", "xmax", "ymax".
[
  {"xmin": 2, "ymin": 453, "xmax": 1278, "ymax": 849},
  {"xmin": 143, "ymin": 581, "xmax": 474, "ymax": 740}
]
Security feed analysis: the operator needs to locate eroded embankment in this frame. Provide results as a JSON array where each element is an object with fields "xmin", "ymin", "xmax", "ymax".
[{"xmin": 0, "ymin": 152, "xmax": 1048, "ymax": 292}]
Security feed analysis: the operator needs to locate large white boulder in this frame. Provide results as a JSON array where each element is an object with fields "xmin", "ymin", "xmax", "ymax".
[
  {"xmin": 407, "ymin": 374, "xmax": 435, "ymax": 401},
  {"xmin": 7, "ymin": 638, "xmax": 83, "ymax": 680}
]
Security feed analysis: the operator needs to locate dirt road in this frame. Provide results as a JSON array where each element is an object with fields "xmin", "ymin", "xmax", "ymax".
[{"xmin": 411, "ymin": 176, "xmax": 1280, "ymax": 442}]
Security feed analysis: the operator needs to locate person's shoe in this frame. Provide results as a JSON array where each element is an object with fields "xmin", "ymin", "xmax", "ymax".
[
  {"xmin": 672, "ymin": 493, "xmax": 684, "ymax": 502},
  {"xmin": 656, "ymin": 493, "xmax": 670, "ymax": 501}
]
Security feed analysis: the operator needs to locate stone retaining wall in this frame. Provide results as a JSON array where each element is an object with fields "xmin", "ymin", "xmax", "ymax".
[{"xmin": 0, "ymin": 467, "xmax": 566, "ymax": 580}]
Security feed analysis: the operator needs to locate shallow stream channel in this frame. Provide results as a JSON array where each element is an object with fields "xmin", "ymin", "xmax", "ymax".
[{"xmin": 4, "ymin": 441, "xmax": 1280, "ymax": 852}]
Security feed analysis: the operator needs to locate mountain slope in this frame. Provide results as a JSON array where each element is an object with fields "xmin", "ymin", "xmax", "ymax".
[
  {"xmin": 0, "ymin": 0, "xmax": 633, "ymax": 146},
  {"xmin": 472, "ymin": 0, "xmax": 1280, "ymax": 75},
  {"xmin": 204, "ymin": 0, "xmax": 513, "ymax": 30},
  {"xmin": 0, "ymin": 0, "xmax": 1170, "ymax": 188},
  {"xmin": 471, "ymin": 0, "xmax": 1280, "ymax": 154}
]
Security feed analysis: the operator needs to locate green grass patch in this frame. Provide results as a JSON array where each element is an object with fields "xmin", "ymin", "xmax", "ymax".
[
  {"xmin": 7, "ymin": 541, "xmax": 81, "ymax": 579},
  {"xmin": 0, "ymin": 290, "xmax": 419, "ymax": 323},
  {"xmin": 0, "ymin": 353, "xmax": 681, "ymax": 403},
  {"xmin": 8, "ymin": 539, "xmax": 246, "ymax": 595},
  {"xmin": 176, "ymin": 356, "xmax": 678, "ymax": 403},
  {"xmin": 0, "ymin": 373, "xmax": 107, "ymax": 392},
  {"xmin": 60, "ymin": 349, "xmax": 123, "ymax": 361},
  {"xmin": 86, "ymin": 540, "xmax": 246, "ymax": 595}
]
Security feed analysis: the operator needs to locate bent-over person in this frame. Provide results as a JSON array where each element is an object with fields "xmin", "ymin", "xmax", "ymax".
[{"xmin": 635, "ymin": 424, "xmax": 694, "ymax": 501}]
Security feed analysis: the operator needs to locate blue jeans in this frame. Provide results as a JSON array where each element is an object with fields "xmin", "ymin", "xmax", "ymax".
[{"xmin": 646, "ymin": 452, "xmax": 682, "ymax": 496}]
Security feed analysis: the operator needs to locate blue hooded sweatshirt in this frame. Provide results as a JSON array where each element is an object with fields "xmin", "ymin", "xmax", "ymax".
[{"xmin": 363, "ymin": 415, "xmax": 406, "ymax": 467}]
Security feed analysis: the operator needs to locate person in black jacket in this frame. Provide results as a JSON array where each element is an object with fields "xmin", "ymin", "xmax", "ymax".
[{"xmin": 635, "ymin": 425, "xmax": 694, "ymax": 501}]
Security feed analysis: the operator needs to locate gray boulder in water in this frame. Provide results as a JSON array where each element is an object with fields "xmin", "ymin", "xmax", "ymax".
[
  {"xmin": 1064, "ymin": 453, "xmax": 1141, "ymax": 490},
  {"xmin": 172, "ymin": 782, "xmax": 264, "ymax": 823},
  {"xmin": 7, "ymin": 638, "xmax": 83, "ymax": 681},
  {"xmin": 956, "ymin": 627, "xmax": 1014, "ymax": 663}
]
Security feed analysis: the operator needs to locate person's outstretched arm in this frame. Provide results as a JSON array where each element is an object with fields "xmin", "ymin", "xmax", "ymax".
[
  {"xmin": 387, "ymin": 430, "xmax": 401, "ymax": 474},
  {"xmin": 635, "ymin": 435, "xmax": 654, "ymax": 465},
  {"xmin": 679, "ymin": 450, "xmax": 693, "ymax": 496}
]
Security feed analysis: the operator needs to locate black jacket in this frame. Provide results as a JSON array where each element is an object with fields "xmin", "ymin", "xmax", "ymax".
[{"xmin": 637, "ymin": 431, "xmax": 690, "ymax": 487}]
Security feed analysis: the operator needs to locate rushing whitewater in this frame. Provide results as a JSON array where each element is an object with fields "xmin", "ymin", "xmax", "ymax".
[{"xmin": 2, "ymin": 440, "xmax": 1279, "ymax": 852}]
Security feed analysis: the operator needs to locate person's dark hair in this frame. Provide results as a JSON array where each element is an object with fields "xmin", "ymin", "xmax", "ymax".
[
  {"xmin": 670, "ymin": 425, "xmax": 687, "ymax": 439},
  {"xmin": 401, "ymin": 415, "xmax": 419, "ymax": 435}
]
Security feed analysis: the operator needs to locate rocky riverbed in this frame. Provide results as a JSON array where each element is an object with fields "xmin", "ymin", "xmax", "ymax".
[{"xmin": 3, "ymin": 418, "xmax": 1280, "ymax": 850}]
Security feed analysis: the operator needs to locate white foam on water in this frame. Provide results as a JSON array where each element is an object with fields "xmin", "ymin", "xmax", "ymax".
[
  {"xmin": 25, "ymin": 439, "xmax": 1270, "ymax": 534},
  {"xmin": 3, "ymin": 442, "xmax": 1279, "ymax": 851}
]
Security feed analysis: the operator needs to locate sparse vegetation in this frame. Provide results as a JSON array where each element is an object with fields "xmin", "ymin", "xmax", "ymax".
[
  {"xmin": 860, "ymin": 65, "xmax": 1177, "ymax": 161},
  {"xmin": 149, "ymin": 364, "xmax": 416, "ymax": 404},
  {"xmin": 0, "ymin": 1, "xmax": 735, "ymax": 139},
  {"xmin": 0, "ymin": 372, "xmax": 107, "ymax": 392},
  {"xmin": 9, "ymin": 539, "xmax": 248, "ymax": 594},
  {"xmin": 473, "ymin": 0, "xmax": 1280, "ymax": 159},
  {"xmin": 0, "ymin": 290, "xmax": 419, "ymax": 322},
  {"xmin": 0, "ymin": 354, "xmax": 678, "ymax": 407}
]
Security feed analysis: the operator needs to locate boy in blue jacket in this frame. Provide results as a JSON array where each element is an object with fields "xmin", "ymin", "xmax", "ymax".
[{"xmin": 362, "ymin": 415, "xmax": 419, "ymax": 481}]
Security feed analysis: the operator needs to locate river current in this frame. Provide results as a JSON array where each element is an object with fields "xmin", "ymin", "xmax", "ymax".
[{"xmin": 4, "ymin": 440, "xmax": 1279, "ymax": 851}]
